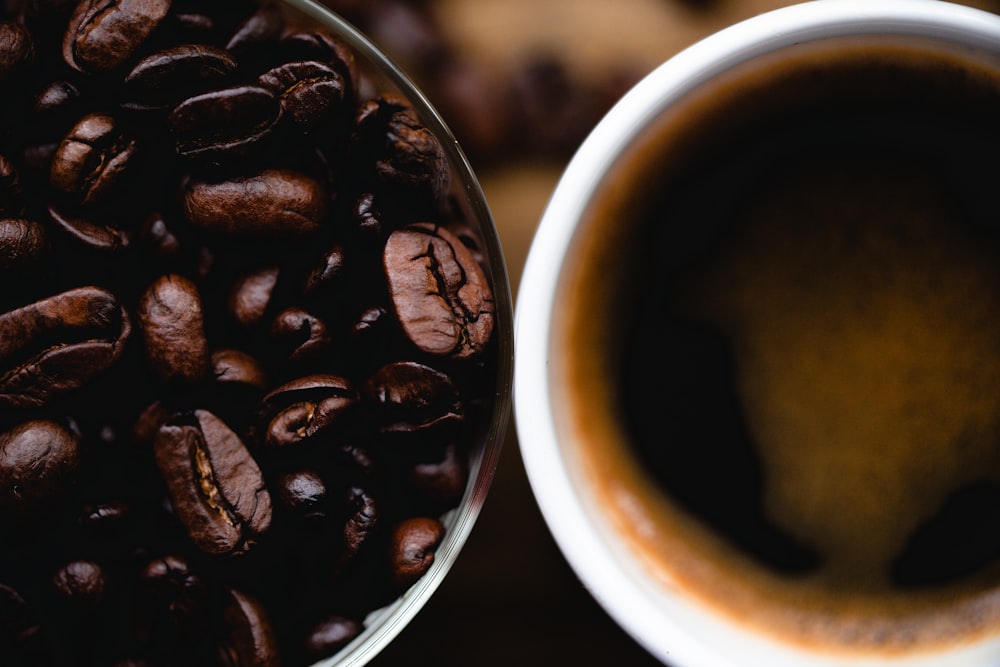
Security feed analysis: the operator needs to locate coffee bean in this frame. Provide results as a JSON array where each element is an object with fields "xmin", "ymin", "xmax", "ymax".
[
  {"xmin": 228, "ymin": 266, "xmax": 280, "ymax": 329},
  {"xmin": 384, "ymin": 223, "xmax": 494, "ymax": 358},
  {"xmin": 50, "ymin": 113, "xmax": 138, "ymax": 206},
  {"xmin": 275, "ymin": 469, "xmax": 328, "ymax": 522},
  {"xmin": 340, "ymin": 486, "xmax": 378, "ymax": 566},
  {"xmin": 0, "ymin": 419, "xmax": 81, "ymax": 518},
  {"xmin": 124, "ymin": 44, "xmax": 239, "ymax": 112},
  {"xmin": 63, "ymin": 0, "xmax": 172, "ymax": 73},
  {"xmin": 410, "ymin": 442, "xmax": 468, "ymax": 507},
  {"xmin": 269, "ymin": 307, "xmax": 331, "ymax": 363},
  {"xmin": 50, "ymin": 560, "xmax": 106, "ymax": 608},
  {"xmin": 0, "ymin": 21, "xmax": 33, "ymax": 85},
  {"xmin": 224, "ymin": 1, "xmax": 284, "ymax": 57},
  {"xmin": 0, "ymin": 218, "xmax": 47, "ymax": 270},
  {"xmin": 217, "ymin": 589, "xmax": 280, "ymax": 667},
  {"xmin": 0, "ymin": 286, "xmax": 132, "ymax": 409},
  {"xmin": 138, "ymin": 274, "xmax": 211, "ymax": 386},
  {"xmin": 167, "ymin": 85, "xmax": 281, "ymax": 160},
  {"xmin": 46, "ymin": 202, "xmax": 130, "ymax": 252},
  {"xmin": 302, "ymin": 615, "xmax": 362, "ymax": 661},
  {"xmin": 182, "ymin": 168, "xmax": 327, "ymax": 239},
  {"xmin": 136, "ymin": 555, "xmax": 210, "ymax": 646},
  {"xmin": 363, "ymin": 361, "xmax": 463, "ymax": 437},
  {"xmin": 353, "ymin": 94, "xmax": 449, "ymax": 201},
  {"xmin": 257, "ymin": 374, "xmax": 358, "ymax": 449},
  {"xmin": 212, "ymin": 349, "xmax": 268, "ymax": 391},
  {"xmin": 258, "ymin": 60, "xmax": 346, "ymax": 131},
  {"xmin": 388, "ymin": 516, "xmax": 443, "ymax": 588},
  {"xmin": 154, "ymin": 410, "xmax": 272, "ymax": 557}
]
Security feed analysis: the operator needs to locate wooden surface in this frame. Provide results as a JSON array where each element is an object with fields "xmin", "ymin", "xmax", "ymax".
[{"xmin": 368, "ymin": 1, "xmax": 1000, "ymax": 664}]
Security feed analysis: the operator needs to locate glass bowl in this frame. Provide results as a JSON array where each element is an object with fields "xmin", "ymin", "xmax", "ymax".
[{"xmin": 0, "ymin": 0, "xmax": 512, "ymax": 665}]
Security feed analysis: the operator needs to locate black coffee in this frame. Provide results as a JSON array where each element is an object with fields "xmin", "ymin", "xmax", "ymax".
[{"xmin": 559, "ymin": 38, "xmax": 1000, "ymax": 653}]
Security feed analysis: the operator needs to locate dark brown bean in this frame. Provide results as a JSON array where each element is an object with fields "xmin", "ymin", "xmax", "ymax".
[
  {"xmin": 269, "ymin": 307, "xmax": 331, "ymax": 363},
  {"xmin": 258, "ymin": 60, "xmax": 346, "ymax": 130},
  {"xmin": 257, "ymin": 374, "xmax": 358, "ymax": 449},
  {"xmin": 0, "ymin": 21, "xmax": 33, "ymax": 84},
  {"xmin": 137, "ymin": 274, "xmax": 210, "ymax": 386},
  {"xmin": 153, "ymin": 410, "xmax": 272, "ymax": 557},
  {"xmin": 0, "ymin": 419, "xmax": 81, "ymax": 517},
  {"xmin": 340, "ymin": 486, "xmax": 377, "ymax": 566},
  {"xmin": 124, "ymin": 44, "xmax": 238, "ymax": 112},
  {"xmin": 410, "ymin": 442, "xmax": 468, "ymax": 506},
  {"xmin": 384, "ymin": 222, "xmax": 494, "ymax": 358},
  {"xmin": 363, "ymin": 361, "xmax": 463, "ymax": 437},
  {"xmin": 0, "ymin": 286, "xmax": 132, "ymax": 409},
  {"xmin": 182, "ymin": 168, "xmax": 327, "ymax": 239},
  {"xmin": 136, "ymin": 555, "xmax": 210, "ymax": 646},
  {"xmin": 388, "ymin": 516, "xmax": 444, "ymax": 588},
  {"xmin": 0, "ymin": 218, "xmax": 47, "ymax": 270},
  {"xmin": 228, "ymin": 266, "xmax": 279, "ymax": 329},
  {"xmin": 167, "ymin": 85, "xmax": 281, "ymax": 159},
  {"xmin": 47, "ymin": 202, "xmax": 133, "ymax": 253},
  {"xmin": 218, "ymin": 589, "xmax": 280, "ymax": 667},
  {"xmin": 275, "ymin": 469, "xmax": 327, "ymax": 522},
  {"xmin": 224, "ymin": 1, "xmax": 284, "ymax": 56},
  {"xmin": 50, "ymin": 113, "xmax": 138, "ymax": 205},
  {"xmin": 353, "ymin": 94, "xmax": 449, "ymax": 200},
  {"xmin": 50, "ymin": 560, "xmax": 106, "ymax": 608},
  {"xmin": 63, "ymin": 0, "xmax": 172, "ymax": 73},
  {"xmin": 211, "ymin": 349, "xmax": 267, "ymax": 391},
  {"xmin": 302, "ymin": 615, "xmax": 362, "ymax": 661}
]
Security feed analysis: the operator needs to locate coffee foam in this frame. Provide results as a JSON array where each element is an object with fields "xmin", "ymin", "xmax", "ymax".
[{"xmin": 553, "ymin": 37, "xmax": 1000, "ymax": 654}]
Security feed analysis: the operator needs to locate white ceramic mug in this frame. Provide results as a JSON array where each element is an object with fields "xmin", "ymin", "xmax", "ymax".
[{"xmin": 515, "ymin": 1, "xmax": 1000, "ymax": 665}]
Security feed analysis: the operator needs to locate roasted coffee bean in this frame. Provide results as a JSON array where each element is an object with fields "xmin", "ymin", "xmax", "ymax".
[
  {"xmin": 32, "ymin": 80, "xmax": 84, "ymax": 135},
  {"xmin": 224, "ymin": 1, "xmax": 284, "ymax": 57},
  {"xmin": 217, "ymin": 589, "xmax": 280, "ymax": 667},
  {"xmin": 124, "ymin": 44, "xmax": 239, "ymax": 112},
  {"xmin": 63, "ymin": 0, "xmax": 171, "ymax": 73},
  {"xmin": 302, "ymin": 242, "xmax": 346, "ymax": 297},
  {"xmin": 136, "ymin": 555, "xmax": 210, "ymax": 646},
  {"xmin": 0, "ymin": 286, "xmax": 131, "ymax": 409},
  {"xmin": 0, "ymin": 581, "xmax": 31, "ymax": 636},
  {"xmin": 384, "ymin": 222, "xmax": 495, "ymax": 358},
  {"xmin": 340, "ymin": 486, "xmax": 377, "ymax": 566},
  {"xmin": 167, "ymin": 85, "xmax": 281, "ymax": 159},
  {"xmin": 0, "ymin": 419, "xmax": 81, "ymax": 518},
  {"xmin": 0, "ymin": 218, "xmax": 46, "ymax": 270},
  {"xmin": 387, "ymin": 516, "xmax": 443, "ymax": 588},
  {"xmin": 302, "ymin": 615, "xmax": 362, "ymax": 661},
  {"xmin": 410, "ymin": 442, "xmax": 468, "ymax": 507},
  {"xmin": 259, "ymin": 60, "xmax": 346, "ymax": 131},
  {"xmin": 0, "ymin": 21, "xmax": 33, "ymax": 85},
  {"xmin": 154, "ymin": 410, "xmax": 272, "ymax": 557},
  {"xmin": 51, "ymin": 113, "xmax": 138, "ymax": 206},
  {"xmin": 270, "ymin": 307, "xmax": 331, "ymax": 363},
  {"xmin": 47, "ymin": 202, "xmax": 130, "ymax": 252},
  {"xmin": 50, "ymin": 560, "xmax": 106, "ymax": 608},
  {"xmin": 353, "ymin": 94, "xmax": 449, "ymax": 201},
  {"xmin": 228, "ymin": 266, "xmax": 279, "ymax": 329},
  {"xmin": 275, "ymin": 469, "xmax": 328, "ymax": 522},
  {"xmin": 212, "ymin": 349, "xmax": 267, "ymax": 391},
  {"xmin": 78, "ymin": 498, "xmax": 133, "ymax": 537},
  {"xmin": 257, "ymin": 374, "xmax": 358, "ymax": 449},
  {"xmin": 138, "ymin": 274, "xmax": 211, "ymax": 386},
  {"xmin": 182, "ymin": 168, "xmax": 327, "ymax": 239},
  {"xmin": 364, "ymin": 361, "xmax": 463, "ymax": 437},
  {"xmin": 279, "ymin": 30, "xmax": 357, "ymax": 92}
]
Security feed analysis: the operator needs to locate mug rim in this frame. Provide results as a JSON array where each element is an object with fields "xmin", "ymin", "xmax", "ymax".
[{"xmin": 514, "ymin": 1, "xmax": 1000, "ymax": 665}]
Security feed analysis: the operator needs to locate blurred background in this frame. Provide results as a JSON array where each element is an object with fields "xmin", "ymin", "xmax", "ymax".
[{"xmin": 318, "ymin": 0, "xmax": 1000, "ymax": 664}]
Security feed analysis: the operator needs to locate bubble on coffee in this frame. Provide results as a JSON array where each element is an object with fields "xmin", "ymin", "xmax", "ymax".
[
  {"xmin": 559, "ymin": 38, "xmax": 1000, "ymax": 653},
  {"xmin": 0, "ymin": 1, "xmax": 499, "ymax": 665}
]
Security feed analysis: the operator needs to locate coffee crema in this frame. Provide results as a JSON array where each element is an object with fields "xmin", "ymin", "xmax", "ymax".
[{"xmin": 555, "ymin": 37, "xmax": 1000, "ymax": 654}]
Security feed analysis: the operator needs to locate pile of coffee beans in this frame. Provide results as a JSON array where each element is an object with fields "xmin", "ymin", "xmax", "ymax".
[{"xmin": 0, "ymin": 1, "xmax": 500, "ymax": 665}]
